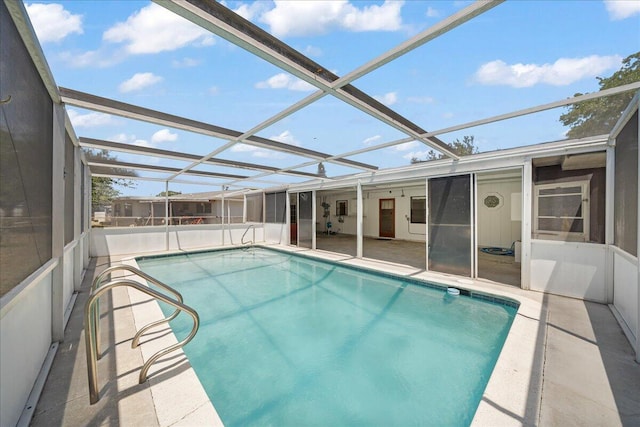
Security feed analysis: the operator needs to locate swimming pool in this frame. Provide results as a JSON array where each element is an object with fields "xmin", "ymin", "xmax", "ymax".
[{"xmin": 137, "ymin": 247, "xmax": 518, "ymax": 426}]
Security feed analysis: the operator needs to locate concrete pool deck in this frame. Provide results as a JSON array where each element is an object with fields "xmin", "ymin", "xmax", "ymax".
[{"xmin": 30, "ymin": 244, "xmax": 640, "ymax": 426}]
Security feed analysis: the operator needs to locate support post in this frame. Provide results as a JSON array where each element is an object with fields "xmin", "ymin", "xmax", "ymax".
[
  {"xmin": 605, "ymin": 145, "xmax": 615, "ymax": 304},
  {"xmin": 164, "ymin": 181, "xmax": 169, "ymax": 251},
  {"xmin": 357, "ymin": 181, "xmax": 363, "ymax": 258},
  {"xmin": 521, "ymin": 160, "xmax": 533, "ymax": 290}
]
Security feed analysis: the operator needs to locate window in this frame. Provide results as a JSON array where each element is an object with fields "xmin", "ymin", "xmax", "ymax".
[
  {"xmin": 246, "ymin": 193, "xmax": 263, "ymax": 222},
  {"xmin": 196, "ymin": 202, "xmax": 212, "ymax": 214},
  {"xmin": 410, "ymin": 196, "xmax": 426, "ymax": 224},
  {"xmin": 336, "ymin": 200, "xmax": 347, "ymax": 216},
  {"xmin": 265, "ymin": 191, "xmax": 286, "ymax": 223},
  {"xmin": 124, "ymin": 203, "xmax": 133, "ymax": 217},
  {"xmin": 534, "ymin": 180, "xmax": 589, "ymax": 241}
]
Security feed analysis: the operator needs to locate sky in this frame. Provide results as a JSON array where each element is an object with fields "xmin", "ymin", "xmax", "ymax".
[{"xmin": 24, "ymin": 0, "xmax": 640, "ymax": 196}]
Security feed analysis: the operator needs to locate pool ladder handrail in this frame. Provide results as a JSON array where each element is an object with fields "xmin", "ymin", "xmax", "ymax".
[
  {"xmin": 241, "ymin": 224, "xmax": 255, "ymax": 245},
  {"xmin": 84, "ymin": 273, "xmax": 199, "ymax": 404},
  {"xmin": 90, "ymin": 265, "xmax": 184, "ymax": 358}
]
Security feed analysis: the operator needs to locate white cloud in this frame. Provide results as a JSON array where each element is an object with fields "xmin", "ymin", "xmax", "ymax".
[
  {"xmin": 67, "ymin": 109, "xmax": 114, "ymax": 128},
  {"xmin": 59, "ymin": 49, "xmax": 120, "ymax": 68},
  {"xmin": 230, "ymin": 130, "xmax": 300, "ymax": 159},
  {"xmin": 393, "ymin": 141, "xmax": 419, "ymax": 152},
  {"xmin": 374, "ymin": 92, "xmax": 398, "ymax": 106},
  {"xmin": 407, "ymin": 96, "xmax": 435, "ymax": 104},
  {"xmin": 103, "ymin": 3, "xmax": 215, "ymax": 54},
  {"xmin": 363, "ymin": 135, "xmax": 382, "ymax": 145},
  {"xmin": 25, "ymin": 3, "xmax": 83, "ymax": 43},
  {"xmin": 118, "ymin": 72, "xmax": 163, "ymax": 93},
  {"xmin": 304, "ymin": 45, "xmax": 323, "ymax": 57},
  {"xmin": 255, "ymin": 73, "xmax": 316, "ymax": 92},
  {"xmin": 209, "ymin": 86, "xmax": 220, "ymax": 95},
  {"xmin": 426, "ymin": 6, "xmax": 440, "ymax": 18},
  {"xmin": 271, "ymin": 130, "xmax": 302, "ymax": 146},
  {"xmin": 172, "ymin": 57, "xmax": 201, "ymax": 68},
  {"xmin": 261, "ymin": 1, "xmax": 403, "ymax": 37},
  {"xmin": 232, "ymin": 1, "xmax": 271, "ymax": 21},
  {"xmin": 110, "ymin": 133, "xmax": 150, "ymax": 146},
  {"xmin": 474, "ymin": 55, "xmax": 622, "ymax": 87},
  {"xmin": 230, "ymin": 143, "xmax": 285, "ymax": 159},
  {"xmin": 604, "ymin": 0, "xmax": 640, "ymax": 20},
  {"xmin": 151, "ymin": 129, "xmax": 178, "ymax": 143}
]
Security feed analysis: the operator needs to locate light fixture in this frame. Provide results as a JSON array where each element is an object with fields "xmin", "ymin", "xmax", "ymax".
[{"xmin": 317, "ymin": 162, "xmax": 326, "ymax": 177}]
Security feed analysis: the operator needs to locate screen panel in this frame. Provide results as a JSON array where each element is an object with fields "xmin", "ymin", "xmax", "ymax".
[
  {"xmin": 428, "ymin": 175, "xmax": 471, "ymax": 276},
  {"xmin": 297, "ymin": 191, "xmax": 313, "ymax": 249},
  {"xmin": 0, "ymin": 1, "xmax": 53, "ymax": 297},
  {"xmin": 614, "ymin": 110, "xmax": 638, "ymax": 256}
]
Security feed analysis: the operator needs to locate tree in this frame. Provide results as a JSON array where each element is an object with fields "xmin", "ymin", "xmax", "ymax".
[
  {"xmin": 84, "ymin": 149, "xmax": 137, "ymax": 212},
  {"xmin": 410, "ymin": 135, "xmax": 479, "ymax": 163},
  {"xmin": 560, "ymin": 51, "xmax": 639, "ymax": 139},
  {"xmin": 156, "ymin": 191, "xmax": 182, "ymax": 197}
]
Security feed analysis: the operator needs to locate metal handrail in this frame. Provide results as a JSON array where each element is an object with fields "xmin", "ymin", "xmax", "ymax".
[
  {"xmin": 241, "ymin": 224, "xmax": 255, "ymax": 245},
  {"xmin": 84, "ymin": 278, "xmax": 199, "ymax": 404},
  {"xmin": 91, "ymin": 265, "xmax": 184, "ymax": 357}
]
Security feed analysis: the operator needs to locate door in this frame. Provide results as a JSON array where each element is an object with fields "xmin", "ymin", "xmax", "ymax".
[
  {"xmin": 298, "ymin": 191, "xmax": 313, "ymax": 248},
  {"xmin": 289, "ymin": 193, "xmax": 297, "ymax": 245},
  {"xmin": 379, "ymin": 198, "xmax": 395, "ymax": 238},
  {"xmin": 428, "ymin": 175, "xmax": 472, "ymax": 276}
]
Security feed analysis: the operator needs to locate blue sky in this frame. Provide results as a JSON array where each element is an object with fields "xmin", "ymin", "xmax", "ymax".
[{"xmin": 25, "ymin": 0, "xmax": 640, "ymax": 196}]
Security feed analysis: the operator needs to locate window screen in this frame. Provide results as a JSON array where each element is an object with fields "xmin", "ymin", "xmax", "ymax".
[
  {"xmin": 410, "ymin": 196, "xmax": 426, "ymax": 224},
  {"xmin": 534, "ymin": 181, "xmax": 589, "ymax": 240},
  {"xmin": 246, "ymin": 193, "xmax": 263, "ymax": 222},
  {"xmin": 64, "ymin": 133, "xmax": 75, "ymax": 245},
  {"xmin": 265, "ymin": 191, "xmax": 286, "ymax": 224},
  {"xmin": 614, "ymin": 110, "xmax": 638, "ymax": 256},
  {"xmin": 0, "ymin": 1, "xmax": 53, "ymax": 297},
  {"xmin": 80, "ymin": 162, "xmax": 86, "ymax": 232}
]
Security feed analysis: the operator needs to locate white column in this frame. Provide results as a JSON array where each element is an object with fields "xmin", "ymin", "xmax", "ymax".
[
  {"xmin": 521, "ymin": 160, "xmax": 533, "ymax": 290},
  {"xmin": 425, "ymin": 177, "xmax": 429, "ymax": 271},
  {"xmin": 636, "ymin": 113, "xmax": 640, "ymax": 364},
  {"xmin": 243, "ymin": 193, "xmax": 247, "ymax": 223},
  {"xmin": 221, "ymin": 187, "xmax": 226, "ymax": 246},
  {"xmin": 357, "ymin": 181, "xmax": 363, "ymax": 258},
  {"xmin": 605, "ymin": 145, "xmax": 615, "ymax": 303},
  {"xmin": 471, "ymin": 174, "xmax": 477, "ymax": 278},
  {"xmin": 285, "ymin": 191, "xmax": 291, "ymax": 246},
  {"xmin": 312, "ymin": 191, "xmax": 317, "ymax": 250},
  {"xmin": 164, "ymin": 181, "xmax": 169, "ymax": 251}
]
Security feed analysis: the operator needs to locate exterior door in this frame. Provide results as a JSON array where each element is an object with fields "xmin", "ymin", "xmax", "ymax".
[{"xmin": 379, "ymin": 198, "xmax": 395, "ymax": 238}]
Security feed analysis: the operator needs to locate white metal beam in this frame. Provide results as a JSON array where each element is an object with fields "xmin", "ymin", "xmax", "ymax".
[{"xmin": 154, "ymin": 0, "xmax": 481, "ymax": 159}]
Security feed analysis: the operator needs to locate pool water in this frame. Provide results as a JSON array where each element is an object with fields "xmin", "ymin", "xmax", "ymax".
[{"xmin": 137, "ymin": 247, "xmax": 517, "ymax": 427}]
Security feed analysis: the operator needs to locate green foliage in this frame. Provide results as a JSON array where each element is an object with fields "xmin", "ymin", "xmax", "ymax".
[
  {"xmin": 85, "ymin": 149, "xmax": 137, "ymax": 211},
  {"xmin": 156, "ymin": 191, "xmax": 182, "ymax": 197},
  {"xmin": 411, "ymin": 135, "xmax": 479, "ymax": 163},
  {"xmin": 560, "ymin": 51, "xmax": 639, "ymax": 139}
]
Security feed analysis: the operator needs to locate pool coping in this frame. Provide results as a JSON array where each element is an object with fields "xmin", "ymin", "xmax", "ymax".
[{"xmin": 121, "ymin": 243, "xmax": 546, "ymax": 426}]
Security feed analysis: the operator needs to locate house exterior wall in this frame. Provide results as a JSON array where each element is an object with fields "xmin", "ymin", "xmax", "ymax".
[{"xmin": 477, "ymin": 178, "xmax": 522, "ymax": 249}]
